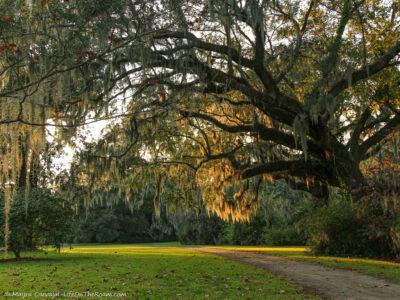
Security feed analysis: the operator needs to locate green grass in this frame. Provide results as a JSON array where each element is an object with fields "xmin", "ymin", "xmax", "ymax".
[
  {"xmin": 207, "ymin": 245, "xmax": 400, "ymax": 283},
  {"xmin": 0, "ymin": 244, "xmax": 317, "ymax": 299}
]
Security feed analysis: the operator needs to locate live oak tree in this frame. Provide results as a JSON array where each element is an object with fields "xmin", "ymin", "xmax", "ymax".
[{"xmin": 1, "ymin": 0, "xmax": 399, "ymax": 221}]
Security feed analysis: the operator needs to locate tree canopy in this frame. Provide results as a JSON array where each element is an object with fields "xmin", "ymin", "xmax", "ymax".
[{"xmin": 0, "ymin": 0, "xmax": 399, "ymax": 222}]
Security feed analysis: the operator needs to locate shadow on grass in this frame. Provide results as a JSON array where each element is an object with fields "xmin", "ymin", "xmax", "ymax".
[
  {"xmin": 0, "ymin": 253, "xmax": 99, "ymax": 264},
  {"xmin": 0, "ymin": 257, "xmax": 41, "ymax": 263}
]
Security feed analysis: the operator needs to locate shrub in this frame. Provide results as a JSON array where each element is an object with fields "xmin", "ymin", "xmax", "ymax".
[
  {"xmin": 217, "ymin": 223, "xmax": 235, "ymax": 245},
  {"xmin": 299, "ymin": 189, "xmax": 400, "ymax": 258},
  {"xmin": 262, "ymin": 227, "xmax": 305, "ymax": 246},
  {"xmin": 171, "ymin": 210, "xmax": 223, "ymax": 245},
  {"xmin": 229, "ymin": 216, "xmax": 265, "ymax": 245},
  {"xmin": 0, "ymin": 188, "xmax": 74, "ymax": 258},
  {"xmin": 298, "ymin": 194, "xmax": 364, "ymax": 256}
]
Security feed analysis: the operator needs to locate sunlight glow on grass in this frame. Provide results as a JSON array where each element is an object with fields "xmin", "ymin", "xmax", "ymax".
[
  {"xmin": 306, "ymin": 256, "xmax": 400, "ymax": 267},
  {"xmin": 63, "ymin": 246, "xmax": 207, "ymax": 257},
  {"xmin": 207, "ymin": 246, "xmax": 310, "ymax": 253}
]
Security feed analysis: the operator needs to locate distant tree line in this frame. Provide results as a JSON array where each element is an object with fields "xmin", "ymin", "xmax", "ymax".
[{"xmin": 2, "ymin": 168, "xmax": 399, "ymax": 259}]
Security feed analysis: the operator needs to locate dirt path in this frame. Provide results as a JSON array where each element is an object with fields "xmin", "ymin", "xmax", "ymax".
[{"xmin": 200, "ymin": 248, "xmax": 400, "ymax": 300}]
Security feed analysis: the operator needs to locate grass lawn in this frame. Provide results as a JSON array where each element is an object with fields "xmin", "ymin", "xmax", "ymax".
[
  {"xmin": 207, "ymin": 246, "xmax": 400, "ymax": 283},
  {"xmin": 0, "ymin": 243, "xmax": 318, "ymax": 299}
]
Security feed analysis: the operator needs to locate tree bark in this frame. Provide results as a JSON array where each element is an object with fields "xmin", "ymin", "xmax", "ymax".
[{"xmin": 12, "ymin": 247, "xmax": 21, "ymax": 259}]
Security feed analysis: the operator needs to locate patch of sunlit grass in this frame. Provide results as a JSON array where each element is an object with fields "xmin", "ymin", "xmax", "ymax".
[
  {"xmin": 63, "ymin": 246, "xmax": 206, "ymax": 257},
  {"xmin": 206, "ymin": 245, "xmax": 309, "ymax": 253},
  {"xmin": 305, "ymin": 256, "xmax": 400, "ymax": 267}
]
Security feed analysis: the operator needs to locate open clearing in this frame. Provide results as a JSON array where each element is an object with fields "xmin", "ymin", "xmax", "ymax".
[
  {"xmin": 0, "ymin": 244, "xmax": 317, "ymax": 299},
  {"xmin": 201, "ymin": 247, "xmax": 400, "ymax": 300},
  {"xmin": 3, "ymin": 243, "xmax": 400, "ymax": 299}
]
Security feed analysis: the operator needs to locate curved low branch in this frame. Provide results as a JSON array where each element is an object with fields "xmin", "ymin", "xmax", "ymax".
[
  {"xmin": 239, "ymin": 159, "xmax": 339, "ymax": 186},
  {"xmin": 178, "ymin": 109, "xmax": 323, "ymax": 159}
]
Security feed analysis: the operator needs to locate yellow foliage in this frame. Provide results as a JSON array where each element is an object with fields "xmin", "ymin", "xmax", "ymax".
[{"xmin": 196, "ymin": 159, "xmax": 258, "ymax": 222}]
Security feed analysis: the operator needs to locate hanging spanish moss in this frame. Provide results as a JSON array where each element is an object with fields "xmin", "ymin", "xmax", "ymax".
[
  {"xmin": 196, "ymin": 159, "xmax": 258, "ymax": 222},
  {"xmin": 0, "ymin": 99, "xmax": 48, "ymax": 254}
]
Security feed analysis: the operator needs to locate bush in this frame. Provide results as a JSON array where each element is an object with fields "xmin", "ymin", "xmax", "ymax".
[
  {"xmin": 229, "ymin": 216, "xmax": 265, "ymax": 245},
  {"xmin": 0, "ymin": 188, "xmax": 74, "ymax": 258},
  {"xmin": 171, "ymin": 210, "xmax": 223, "ymax": 245},
  {"xmin": 262, "ymin": 227, "xmax": 305, "ymax": 246},
  {"xmin": 298, "ymin": 194, "xmax": 364, "ymax": 256},
  {"xmin": 217, "ymin": 223, "xmax": 234, "ymax": 245},
  {"xmin": 299, "ymin": 190, "xmax": 400, "ymax": 258}
]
